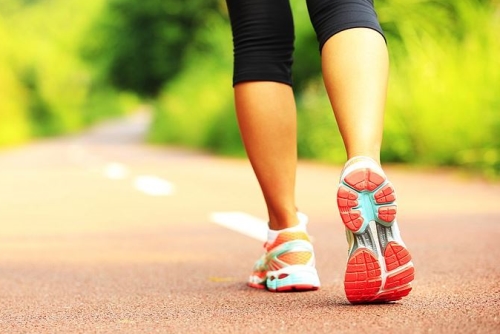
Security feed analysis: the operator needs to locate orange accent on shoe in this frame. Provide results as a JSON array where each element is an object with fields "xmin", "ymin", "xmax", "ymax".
[
  {"xmin": 337, "ymin": 187, "xmax": 359, "ymax": 207},
  {"xmin": 248, "ymin": 226, "xmax": 320, "ymax": 292},
  {"xmin": 378, "ymin": 205, "xmax": 397, "ymax": 223},
  {"xmin": 344, "ymin": 249, "xmax": 382, "ymax": 303},
  {"xmin": 339, "ymin": 209, "xmax": 364, "ymax": 232},
  {"xmin": 267, "ymin": 231, "xmax": 310, "ymax": 250},
  {"xmin": 247, "ymin": 281, "xmax": 267, "ymax": 289},
  {"xmin": 344, "ymin": 243, "xmax": 414, "ymax": 303},
  {"xmin": 272, "ymin": 284, "xmax": 320, "ymax": 292},
  {"xmin": 337, "ymin": 186, "xmax": 364, "ymax": 232},
  {"xmin": 384, "ymin": 242, "xmax": 412, "ymax": 271},
  {"xmin": 344, "ymin": 169, "xmax": 385, "ymax": 192},
  {"xmin": 277, "ymin": 251, "xmax": 313, "ymax": 265},
  {"xmin": 375, "ymin": 285, "xmax": 412, "ymax": 303},
  {"xmin": 384, "ymin": 267, "xmax": 415, "ymax": 290},
  {"xmin": 374, "ymin": 184, "xmax": 396, "ymax": 203}
]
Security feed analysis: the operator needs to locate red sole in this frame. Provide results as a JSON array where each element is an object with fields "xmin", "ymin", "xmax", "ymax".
[{"xmin": 344, "ymin": 243, "xmax": 414, "ymax": 303}]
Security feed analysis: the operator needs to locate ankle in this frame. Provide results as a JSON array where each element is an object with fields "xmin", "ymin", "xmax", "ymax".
[
  {"xmin": 345, "ymin": 155, "xmax": 381, "ymax": 168},
  {"xmin": 267, "ymin": 213, "xmax": 308, "ymax": 243},
  {"xmin": 268, "ymin": 209, "xmax": 299, "ymax": 230}
]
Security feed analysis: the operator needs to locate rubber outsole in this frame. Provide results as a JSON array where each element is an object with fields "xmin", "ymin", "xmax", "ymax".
[
  {"xmin": 248, "ymin": 266, "xmax": 320, "ymax": 292},
  {"xmin": 338, "ymin": 167, "xmax": 415, "ymax": 304}
]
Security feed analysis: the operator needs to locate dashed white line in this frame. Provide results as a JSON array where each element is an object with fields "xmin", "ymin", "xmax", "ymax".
[
  {"xmin": 68, "ymin": 142, "xmax": 176, "ymax": 197},
  {"xmin": 134, "ymin": 175, "xmax": 175, "ymax": 196},
  {"xmin": 209, "ymin": 211, "xmax": 268, "ymax": 242}
]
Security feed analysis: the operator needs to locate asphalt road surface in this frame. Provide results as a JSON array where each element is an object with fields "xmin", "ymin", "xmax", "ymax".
[{"xmin": 1, "ymin": 113, "xmax": 499, "ymax": 333}]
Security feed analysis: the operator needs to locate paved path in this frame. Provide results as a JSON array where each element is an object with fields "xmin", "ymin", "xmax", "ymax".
[{"xmin": 1, "ymin": 113, "xmax": 499, "ymax": 333}]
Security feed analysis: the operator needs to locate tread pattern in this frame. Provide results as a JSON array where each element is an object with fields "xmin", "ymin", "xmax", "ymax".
[
  {"xmin": 344, "ymin": 250, "xmax": 382, "ymax": 302},
  {"xmin": 337, "ymin": 168, "xmax": 397, "ymax": 233},
  {"xmin": 344, "ymin": 243, "xmax": 414, "ymax": 304},
  {"xmin": 384, "ymin": 242, "xmax": 412, "ymax": 271},
  {"xmin": 338, "ymin": 166, "xmax": 414, "ymax": 304},
  {"xmin": 345, "ymin": 169, "xmax": 385, "ymax": 192}
]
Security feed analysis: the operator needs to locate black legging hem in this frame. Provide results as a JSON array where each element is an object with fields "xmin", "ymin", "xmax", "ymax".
[{"xmin": 227, "ymin": 0, "xmax": 385, "ymax": 87}]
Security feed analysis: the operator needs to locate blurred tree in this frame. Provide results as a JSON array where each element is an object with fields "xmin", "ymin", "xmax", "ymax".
[
  {"xmin": 288, "ymin": 0, "xmax": 322, "ymax": 92},
  {"xmin": 20, "ymin": 66, "xmax": 60, "ymax": 137},
  {"xmin": 84, "ymin": 0, "xmax": 220, "ymax": 97}
]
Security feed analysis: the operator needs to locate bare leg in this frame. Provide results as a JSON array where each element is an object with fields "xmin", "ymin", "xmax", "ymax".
[
  {"xmin": 323, "ymin": 28, "xmax": 414, "ymax": 303},
  {"xmin": 232, "ymin": 28, "xmax": 388, "ymax": 230},
  {"xmin": 234, "ymin": 81, "xmax": 298, "ymax": 230},
  {"xmin": 321, "ymin": 28, "xmax": 389, "ymax": 163}
]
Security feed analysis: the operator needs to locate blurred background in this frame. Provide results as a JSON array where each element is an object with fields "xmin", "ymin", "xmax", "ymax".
[{"xmin": 0, "ymin": 0, "xmax": 499, "ymax": 178}]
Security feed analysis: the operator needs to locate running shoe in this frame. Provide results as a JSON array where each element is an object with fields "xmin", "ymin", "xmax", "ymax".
[
  {"xmin": 337, "ymin": 157, "xmax": 415, "ymax": 303},
  {"xmin": 247, "ymin": 214, "xmax": 321, "ymax": 292}
]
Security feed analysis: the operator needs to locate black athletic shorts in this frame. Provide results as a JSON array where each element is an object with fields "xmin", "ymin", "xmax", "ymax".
[{"xmin": 226, "ymin": 0, "xmax": 384, "ymax": 86}]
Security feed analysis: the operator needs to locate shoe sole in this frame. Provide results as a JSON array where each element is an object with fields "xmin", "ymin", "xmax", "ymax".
[
  {"xmin": 248, "ymin": 265, "xmax": 320, "ymax": 292},
  {"xmin": 337, "ymin": 167, "xmax": 415, "ymax": 304}
]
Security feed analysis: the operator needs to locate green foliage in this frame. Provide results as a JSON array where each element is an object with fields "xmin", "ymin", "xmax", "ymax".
[
  {"xmin": 291, "ymin": 1, "xmax": 322, "ymax": 91},
  {"xmin": 149, "ymin": 0, "xmax": 323, "ymax": 156},
  {"xmin": 84, "ymin": 0, "xmax": 221, "ymax": 97},
  {"xmin": 148, "ymin": 12, "xmax": 241, "ymax": 154},
  {"xmin": 0, "ymin": 0, "xmax": 134, "ymax": 146},
  {"xmin": 294, "ymin": 0, "xmax": 500, "ymax": 177},
  {"xmin": 0, "ymin": 18, "xmax": 30, "ymax": 146},
  {"xmin": 379, "ymin": 0, "xmax": 500, "ymax": 177},
  {"xmin": 150, "ymin": 0, "xmax": 500, "ymax": 178},
  {"xmin": 1, "ymin": 0, "xmax": 497, "ymax": 179},
  {"xmin": 296, "ymin": 80, "xmax": 347, "ymax": 164}
]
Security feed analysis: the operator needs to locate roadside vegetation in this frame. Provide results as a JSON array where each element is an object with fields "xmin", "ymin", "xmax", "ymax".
[
  {"xmin": 1, "ymin": 0, "xmax": 498, "ymax": 178},
  {"xmin": 0, "ymin": 0, "xmax": 138, "ymax": 146}
]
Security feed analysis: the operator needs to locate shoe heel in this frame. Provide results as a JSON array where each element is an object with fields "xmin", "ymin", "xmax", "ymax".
[
  {"xmin": 338, "ymin": 167, "xmax": 397, "ymax": 234},
  {"xmin": 266, "ymin": 266, "xmax": 320, "ymax": 292}
]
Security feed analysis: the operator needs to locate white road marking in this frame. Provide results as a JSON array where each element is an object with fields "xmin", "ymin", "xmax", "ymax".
[
  {"xmin": 209, "ymin": 212, "xmax": 268, "ymax": 242},
  {"xmin": 104, "ymin": 162, "xmax": 129, "ymax": 180},
  {"xmin": 134, "ymin": 175, "xmax": 175, "ymax": 196},
  {"xmin": 67, "ymin": 141, "xmax": 175, "ymax": 196}
]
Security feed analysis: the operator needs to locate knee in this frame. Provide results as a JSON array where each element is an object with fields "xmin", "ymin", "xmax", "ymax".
[{"xmin": 307, "ymin": 0, "xmax": 385, "ymax": 51}]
